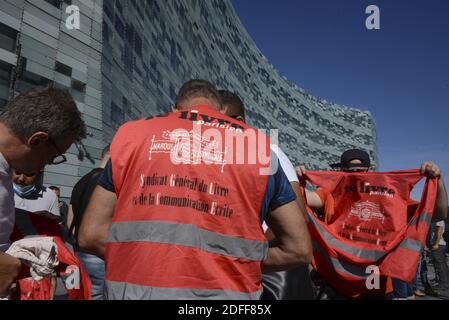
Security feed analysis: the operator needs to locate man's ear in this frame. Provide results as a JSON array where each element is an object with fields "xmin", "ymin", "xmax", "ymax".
[
  {"xmin": 221, "ymin": 105, "xmax": 229, "ymax": 115},
  {"xmin": 27, "ymin": 132, "xmax": 49, "ymax": 147}
]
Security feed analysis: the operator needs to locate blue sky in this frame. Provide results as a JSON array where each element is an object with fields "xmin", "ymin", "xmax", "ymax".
[{"xmin": 231, "ymin": 0, "xmax": 449, "ymax": 198}]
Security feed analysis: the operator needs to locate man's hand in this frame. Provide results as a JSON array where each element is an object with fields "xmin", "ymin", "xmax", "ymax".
[
  {"xmin": 0, "ymin": 252, "xmax": 22, "ymax": 297},
  {"xmin": 295, "ymin": 165, "xmax": 324, "ymax": 212},
  {"xmin": 421, "ymin": 161, "xmax": 441, "ymax": 179},
  {"xmin": 421, "ymin": 161, "xmax": 448, "ymax": 221},
  {"xmin": 296, "ymin": 165, "xmax": 307, "ymax": 180}
]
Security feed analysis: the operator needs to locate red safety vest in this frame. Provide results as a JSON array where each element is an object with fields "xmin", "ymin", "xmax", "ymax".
[
  {"xmin": 106, "ymin": 106, "xmax": 271, "ymax": 299},
  {"xmin": 304, "ymin": 170, "xmax": 438, "ymax": 298},
  {"xmin": 11, "ymin": 212, "xmax": 92, "ymax": 300}
]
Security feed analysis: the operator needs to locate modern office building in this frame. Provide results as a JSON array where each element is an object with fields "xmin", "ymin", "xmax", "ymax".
[{"xmin": 0, "ymin": 0, "xmax": 378, "ymax": 199}]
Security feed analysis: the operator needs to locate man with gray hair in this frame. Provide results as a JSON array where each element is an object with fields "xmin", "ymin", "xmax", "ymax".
[{"xmin": 0, "ymin": 86, "xmax": 86, "ymax": 298}]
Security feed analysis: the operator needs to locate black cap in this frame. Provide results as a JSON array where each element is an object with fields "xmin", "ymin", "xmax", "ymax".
[{"xmin": 330, "ymin": 149, "xmax": 371, "ymax": 169}]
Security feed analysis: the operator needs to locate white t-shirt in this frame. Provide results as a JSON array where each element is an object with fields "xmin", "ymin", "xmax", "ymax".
[
  {"xmin": 14, "ymin": 186, "xmax": 60, "ymax": 217},
  {"xmin": 0, "ymin": 152, "xmax": 15, "ymax": 252},
  {"xmin": 270, "ymin": 144, "xmax": 299, "ymax": 183},
  {"xmin": 263, "ymin": 146, "xmax": 298, "ymax": 232},
  {"xmin": 437, "ymin": 220, "xmax": 446, "ymax": 246}
]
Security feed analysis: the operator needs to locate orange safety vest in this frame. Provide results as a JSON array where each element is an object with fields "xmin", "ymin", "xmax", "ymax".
[
  {"xmin": 304, "ymin": 170, "xmax": 438, "ymax": 298},
  {"xmin": 106, "ymin": 106, "xmax": 271, "ymax": 299},
  {"xmin": 11, "ymin": 212, "xmax": 92, "ymax": 300}
]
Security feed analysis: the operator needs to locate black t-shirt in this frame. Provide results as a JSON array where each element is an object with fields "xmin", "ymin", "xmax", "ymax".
[
  {"xmin": 70, "ymin": 168, "xmax": 104, "ymax": 240},
  {"xmin": 59, "ymin": 201, "xmax": 69, "ymax": 227}
]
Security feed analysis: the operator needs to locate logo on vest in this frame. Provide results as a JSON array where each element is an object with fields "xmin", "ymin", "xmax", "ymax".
[
  {"xmin": 349, "ymin": 201, "xmax": 385, "ymax": 224},
  {"xmin": 346, "ymin": 182, "xmax": 395, "ymax": 198},
  {"xmin": 149, "ymin": 129, "xmax": 228, "ymax": 172}
]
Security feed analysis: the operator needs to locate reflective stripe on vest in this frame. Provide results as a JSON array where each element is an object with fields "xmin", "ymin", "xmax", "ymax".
[
  {"xmin": 312, "ymin": 235, "xmax": 423, "ymax": 281},
  {"xmin": 108, "ymin": 221, "xmax": 268, "ymax": 261},
  {"xmin": 312, "ymin": 241, "xmax": 366, "ymax": 280},
  {"xmin": 308, "ymin": 212, "xmax": 385, "ymax": 261},
  {"xmin": 105, "ymin": 280, "xmax": 263, "ymax": 300},
  {"xmin": 309, "ymin": 211, "xmax": 424, "ymax": 262},
  {"xmin": 399, "ymin": 238, "xmax": 422, "ymax": 252},
  {"xmin": 408, "ymin": 212, "xmax": 432, "ymax": 227}
]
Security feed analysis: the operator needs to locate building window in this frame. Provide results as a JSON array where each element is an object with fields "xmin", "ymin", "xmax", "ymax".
[
  {"xmin": 168, "ymin": 83, "xmax": 176, "ymax": 102},
  {"xmin": 104, "ymin": 3, "xmax": 113, "ymax": 20},
  {"xmin": 0, "ymin": 23, "xmax": 18, "ymax": 52},
  {"xmin": 125, "ymin": 24, "xmax": 134, "ymax": 44},
  {"xmin": 122, "ymin": 96, "xmax": 129, "ymax": 115},
  {"xmin": 111, "ymin": 101, "xmax": 124, "ymax": 126},
  {"xmin": 114, "ymin": 15, "xmax": 125, "ymax": 38},
  {"xmin": 16, "ymin": 70, "xmax": 52, "ymax": 93},
  {"xmin": 23, "ymin": 71, "xmax": 52, "ymax": 86},
  {"xmin": 134, "ymin": 34, "xmax": 142, "ymax": 57},
  {"xmin": 0, "ymin": 97, "xmax": 7, "ymax": 109},
  {"xmin": 71, "ymin": 79, "xmax": 86, "ymax": 93},
  {"xmin": 44, "ymin": 0, "xmax": 62, "ymax": 8},
  {"xmin": 0, "ymin": 60, "xmax": 11, "ymax": 87},
  {"xmin": 0, "ymin": 60, "xmax": 12, "ymax": 109},
  {"xmin": 55, "ymin": 61, "xmax": 72, "ymax": 77}
]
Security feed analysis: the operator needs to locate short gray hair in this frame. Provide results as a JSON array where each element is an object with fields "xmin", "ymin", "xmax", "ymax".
[{"xmin": 0, "ymin": 86, "xmax": 86, "ymax": 143}]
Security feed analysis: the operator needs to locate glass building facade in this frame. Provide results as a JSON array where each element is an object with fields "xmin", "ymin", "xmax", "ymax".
[{"xmin": 0, "ymin": 0, "xmax": 378, "ymax": 200}]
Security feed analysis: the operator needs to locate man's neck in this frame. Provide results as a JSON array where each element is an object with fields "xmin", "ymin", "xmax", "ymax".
[
  {"xmin": 177, "ymin": 98, "xmax": 221, "ymax": 111},
  {"xmin": 0, "ymin": 123, "xmax": 28, "ymax": 169}
]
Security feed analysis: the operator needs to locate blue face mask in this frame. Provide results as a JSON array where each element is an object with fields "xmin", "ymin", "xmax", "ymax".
[{"xmin": 13, "ymin": 183, "xmax": 37, "ymax": 198}]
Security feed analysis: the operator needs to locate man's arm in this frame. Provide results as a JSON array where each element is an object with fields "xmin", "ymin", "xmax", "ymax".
[
  {"xmin": 291, "ymin": 181, "xmax": 309, "ymax": 222},
  {"xmin": 265, "ymin": 181, "xmax": 308, "ymax": 242},
  {"xmin": 296, "ymin": 165, "xmax": 324, "ymax": 211},
  {"xmin": 263, "ymin": 200, "xmax": 312, "ymax": 273},
  {"xmin": 432, "ymin": 223, "xmax": 445, "ymax": 250},
  {"xmin": 433, "ymin": 179, "xmax": 448, "ymax": 221},
  {"xmin": 77, "ymin": 186, "xmax": 116, "ymax": 259},
  {"xmin": 0, "ymin": 252, "xmax": 21, "ymax": 297},
  {"xmin": 421, "ymin": 162, "xmax": 448, "ymax": 221},
  {"xmin": 67, "ymin": 204, "xmax": 74, "ymax": 232}
]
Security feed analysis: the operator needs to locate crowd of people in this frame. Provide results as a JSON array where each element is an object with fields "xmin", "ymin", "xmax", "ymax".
[{"xmin": 0, "ymin": 81, "xmax": 447, "ymax": 300}]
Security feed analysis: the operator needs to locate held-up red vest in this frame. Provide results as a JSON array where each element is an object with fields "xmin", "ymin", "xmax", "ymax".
[
  {"xmin": 106, "ymin": 106, "xmax": 271, "ymax": 299},
  {"xmin": 11, "ymin": 212, "xmax": 92, "ymax": 300},
  {"xmin": 304, "ymin": 170, "xmax": 438, "ymax": 298}
]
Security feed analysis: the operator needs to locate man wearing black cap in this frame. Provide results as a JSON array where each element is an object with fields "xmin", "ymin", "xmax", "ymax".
[{"xmin": 330, "ymin": 149, "xmax": 372, "ymax": 171}]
